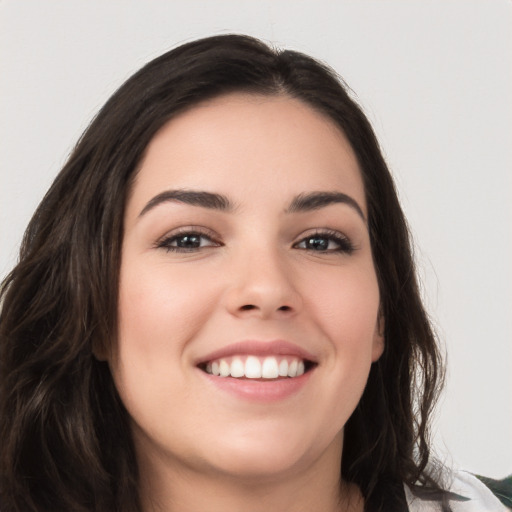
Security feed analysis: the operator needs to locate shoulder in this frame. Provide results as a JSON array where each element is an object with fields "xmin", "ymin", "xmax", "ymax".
[{"xmin": 405, "ymin": 470, "xmax": 512, "ymax": 512}]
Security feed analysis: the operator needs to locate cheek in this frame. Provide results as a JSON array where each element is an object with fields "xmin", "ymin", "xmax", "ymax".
[
  {"xmin": 113, "ymin": 262, "xmax": 221, "ymax": 396},
  {"xmin": 118, "ymin": 262, "xmax": 214, "ymax": 345},
  {"xmin": 112, "ymin": 263, "xmax": 221, "ymax": 431},
  {"xmin": 304, "ymin": 265, "xmax": 381, "ymax": 349},
  {"xmin": 288, "ymin": 265, "xmax": 381, "ymax": 444}
]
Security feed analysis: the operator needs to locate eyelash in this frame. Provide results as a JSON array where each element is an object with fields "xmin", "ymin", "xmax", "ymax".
[
  {"xmin": 155, "ymin": 228, "xmax": 221, "ymax": 253},
  {"xmin": 292, "ymin": 229, "xmax": 355, "ymax": 255},
  {"xmin": 155, "ymin": 228, "xmax": 355, "ymax": 254}
]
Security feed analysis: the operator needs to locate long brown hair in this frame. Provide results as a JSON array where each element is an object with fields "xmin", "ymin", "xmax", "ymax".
[{"xmin": 0, "ymin": 34, "xmax": 446, "ymax": 511}]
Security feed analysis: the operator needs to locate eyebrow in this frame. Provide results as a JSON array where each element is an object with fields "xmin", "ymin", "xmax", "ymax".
[
  {"xmin": 286, "ymin": 191, "xmax": 366, "ymax": 221},
  {"xmin": 138, "ymin": 189, "xmax": 236, "ymax": 217},
  {"xmin": 138, "ymin": 188, "xmax": 365, "ymax": 221}
]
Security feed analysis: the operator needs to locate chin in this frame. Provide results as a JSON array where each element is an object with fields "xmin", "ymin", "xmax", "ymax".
[
  {"xmin": 200, "ymin": 425, "xmax": 338, "ymax": 481},
  {"xmin": 207, "ymin": 446, "xmax": 308, "ymax": 481}
]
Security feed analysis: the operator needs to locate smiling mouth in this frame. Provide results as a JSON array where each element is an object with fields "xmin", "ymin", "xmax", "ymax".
[{"xmin": 199, "ymin": 355, "xmax": 316, "ymax": 380}]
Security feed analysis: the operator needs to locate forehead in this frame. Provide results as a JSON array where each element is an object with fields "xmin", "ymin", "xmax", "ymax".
[{"xmin": 129, "ymin": 93, "xmax": 366, "ymax": 217}]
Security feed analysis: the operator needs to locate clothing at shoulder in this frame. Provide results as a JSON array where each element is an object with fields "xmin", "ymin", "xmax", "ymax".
[{"xmin": 405, "ymin": 471, "xmax": 512, "ymax": 512}]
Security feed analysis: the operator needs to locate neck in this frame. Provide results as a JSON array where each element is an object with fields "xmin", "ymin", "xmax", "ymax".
[{"xmin": 136, "ymin": 435, "xmax": 363, "ymax": 512}]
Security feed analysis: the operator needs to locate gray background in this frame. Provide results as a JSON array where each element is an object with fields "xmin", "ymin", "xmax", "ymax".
[{"xmin": 1, "ymin": 0, "xmax": 511, "ymax": 478}]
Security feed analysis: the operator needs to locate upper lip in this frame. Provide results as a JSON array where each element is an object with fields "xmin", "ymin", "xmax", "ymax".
[{"xmin": 196, "ymin": 340, "xmax": 317, "ymax": 365}]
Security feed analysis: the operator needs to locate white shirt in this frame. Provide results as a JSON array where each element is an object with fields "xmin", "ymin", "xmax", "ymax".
[{"xmin": 406, "ymin": 471, "xmax": 510, "ymax": 511}]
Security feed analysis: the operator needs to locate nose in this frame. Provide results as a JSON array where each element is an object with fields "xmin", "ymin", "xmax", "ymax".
[{"xmin": 223, "ymin": 246, "xmax": 303, "ymax": 319}]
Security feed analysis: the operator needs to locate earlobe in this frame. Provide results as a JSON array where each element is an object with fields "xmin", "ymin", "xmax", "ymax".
[{"xmin": 371, "ymin": 312, "xmax": 385, "ymax": 362}]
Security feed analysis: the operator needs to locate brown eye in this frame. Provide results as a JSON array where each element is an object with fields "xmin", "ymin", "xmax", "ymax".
[
  {"xmin": 156, "ymin": 231, "xmax": 220, "ymax": 253},
  {"xmin": 294, "ymin": 231, "xmax": 354, "ymax": 254},
  {"xmin": 301, "ymin": 236, "xmax": 330, "ymax": 251},
  {"xmin": 173, "ymin": 234, "xmax": 204, "ymax": 249}
]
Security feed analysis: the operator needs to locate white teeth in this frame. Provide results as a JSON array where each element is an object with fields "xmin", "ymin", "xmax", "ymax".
[
  {"xmin": 230, "ymin": 357, "xmax": 245, "ymax": 378},
  {"xmin": 219, "ymin": 359, "xmax": 230, "ymax": 377},
  {"xmin": 287, "ymin": 359, "xmax": 298, "ymax": 377},
  {"xmin": 278, "ymin": 359, "xmax": 289, "ymax": 377},
  {"xmin": 261, "ymin": 357, "xmax": 279, "ymax": 379},
  {"xmin": 204, "ymin": 355, "xmax": 308, "ymax": 379},
  {"xmin": 245, "ymin": 356, "xmax": 262, "ymax": 378}
]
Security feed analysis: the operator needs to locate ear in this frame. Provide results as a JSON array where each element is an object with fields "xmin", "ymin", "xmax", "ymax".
[{"xmin": 371, "ymin": 310, "xmax": 385, "ymax": 362}]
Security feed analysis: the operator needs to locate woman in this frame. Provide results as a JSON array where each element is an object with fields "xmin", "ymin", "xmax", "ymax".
[{"xmin": 0, "ymin": 34, "xmax": 509, "ymax": 512}]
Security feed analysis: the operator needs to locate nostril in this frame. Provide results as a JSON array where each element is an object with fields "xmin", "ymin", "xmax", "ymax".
[
  {"xmin": 240, "ymin": 304, "xmax": 257, "ymax": 311},
  {"xmin": 236, "ymin": 304, "xmax": 294, "ymax": 314}
]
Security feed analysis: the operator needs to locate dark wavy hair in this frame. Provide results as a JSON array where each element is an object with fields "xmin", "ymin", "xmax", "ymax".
[{"xmin": 0, "ymin": 34, "xmax": 446, "ymax": 511}]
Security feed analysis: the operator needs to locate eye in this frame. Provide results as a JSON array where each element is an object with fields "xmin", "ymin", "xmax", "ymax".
[
  {"xmin": 155, "ymin": 229, "xmax": 221, "ymax": 253},
  {"xmin": 294, "ymin": 230, "xmax": 355, "ymax": 254}
]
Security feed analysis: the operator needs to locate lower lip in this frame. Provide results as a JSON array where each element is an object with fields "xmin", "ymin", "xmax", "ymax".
[{"xmin": 198, "ymin": 368, "xmax": 314, "ymax": 402}]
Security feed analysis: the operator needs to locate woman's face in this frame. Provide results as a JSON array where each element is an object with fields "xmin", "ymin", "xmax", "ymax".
[{"xmin": 112, "ymin": 93, "xmax": 384, "ymax": 482}]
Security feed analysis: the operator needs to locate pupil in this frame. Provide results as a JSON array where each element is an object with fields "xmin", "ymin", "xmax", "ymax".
[
  {"xmin": 307, "ymin": 237, "xmax": 328, "ymax": 250},
  {"xmin": 177, "ymin": 235, "xmax": 200, "ymax": 248}
]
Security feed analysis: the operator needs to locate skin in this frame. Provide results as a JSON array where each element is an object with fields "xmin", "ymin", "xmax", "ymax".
[{"xmin": 110, "ymin": 93, "xmax": 384, "ymax": 512}]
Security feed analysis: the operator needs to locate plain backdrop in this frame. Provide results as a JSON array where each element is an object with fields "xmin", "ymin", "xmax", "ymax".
[{"xmin": 1, "ymin": 0, "xmax": 511, "ymax": 478}]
